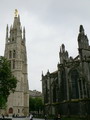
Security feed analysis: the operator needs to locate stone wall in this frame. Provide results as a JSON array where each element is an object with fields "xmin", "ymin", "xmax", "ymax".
[{"xmin": 45, "ymin": 99, "xmax": 90, "ymax": 117}]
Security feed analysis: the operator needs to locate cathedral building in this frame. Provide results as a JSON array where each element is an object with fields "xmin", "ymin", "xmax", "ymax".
[
  {"xmin": 42, "ymin": 25, "xmax": 90, "ymax": 116},
  {"xmin": 3, "ymin": 10, "xmax": 29, "ymax": 116}
]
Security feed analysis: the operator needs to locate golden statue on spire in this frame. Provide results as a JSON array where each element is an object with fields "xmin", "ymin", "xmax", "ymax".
[{"xmin": 15, "ymin": 9, "xmax": 18, "ymax": 17}]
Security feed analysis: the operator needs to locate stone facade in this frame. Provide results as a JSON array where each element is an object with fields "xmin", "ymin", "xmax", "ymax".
[
  {"xmin": 42, "ymin": 25, "xmax": 90, "ymax": 116},
  {"xmin": 3, "ymin": 11, "xmax": 29, "ymax": 116},
  {"xmin": 29, "ymin": 90, "xmax": 42, "ymax": 98}
]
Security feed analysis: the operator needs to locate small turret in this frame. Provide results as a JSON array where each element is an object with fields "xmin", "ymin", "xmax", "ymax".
[
  {"xmin": 79, "ymin": 25, "xmax": 84, "ymax": 34},
  {"xmin": 42, "ymin": 71, "xmax": 44, "ymax": 78},
  {"xmin": 78, "ymin": 25, "xmax": 90, "ymax": 60},
  {"xmin": 60, "ymin": 44, "xmax": 65, "ymax": 53},
  {"xmin": 59, "ymin": 44, "xmax": 69, "ymax": 64},
  {"xmin": 78, "ymin": 25, "xmax": 89, "ymax": 49},
  {"xmin": 47, "ymin": 69, "xmax": 50, "ymax": 74}
]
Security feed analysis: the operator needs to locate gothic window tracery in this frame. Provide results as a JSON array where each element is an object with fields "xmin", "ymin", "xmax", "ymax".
[
  {"xmin": 70, "ymin": 70, "xmax": 79, "ymax": 99},
  {"xmin": 9, "ymin": 60, "xmax": 11, "ymax": 69},
  {"xmin": 60, "ymin": 69, "xmax": 67, "ymax": 101},
  {"xmin": 79, "ymin": 80, "xmax": 82, "ymax": 98},
  {"xmin": 9, "ymin": 50, "xmax": 12, "ymax": 58},
  {"xmin": 83, "ymin": 80, "xmax": 87, "ymax": 97},
  {"xmin": 18, "ymin": 109, "xmax": 20, "ymax": 113},
  {"xmin": 12, "ymin": 37, "xmax": 14, "ymax": 41},
  {"xmin": 13, "ymin": 60, "xmax": 15, "ymax": 69},
  {"xmin": 13, "ymin": 50, "xmax": 16, "ymax": 58},
  {"xmin": 53, "ymin": 84, "xmax": 56, "ymax": 102},
  {"xmin": 45, "ymin": 80, "xmax": 49, "ymax": 103},
  {"xmin": 8, "ymin": 38, "xmax": 10, "ymax": 43}
]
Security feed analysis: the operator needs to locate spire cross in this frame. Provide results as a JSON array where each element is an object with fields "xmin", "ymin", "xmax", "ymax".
[{"xmin": 14, "ymin": 9, "xmax": 18, "ymax": 17}]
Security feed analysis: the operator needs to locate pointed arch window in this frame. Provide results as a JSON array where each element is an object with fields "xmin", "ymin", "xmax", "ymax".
[
  {"xmin": 8, "ymin": 38, "xmax": 10, "ymax": 43},
  {"xmin": 9, "ymin": 51, "xmax": 12, "ymax": 58},
  {"xmin": 70, "ymin": 70, "xmax": 79, "ymax": 99},
  {"xmin": 13, "ymin": 50, "xmax": 16, "ymax": 58},
  {"xmin": 12, "ymin": 37, "xmax": 14, "ymax": 42},
  {"xmin": 18, "ymin": 109, "xmax": 20, "ymax": 113},
  {"xmin": 9, "ymin": 107, "xmax": 13, "ymax": 113},
  {"xmin": 9, "ymin": 60, "xmax": 11, "ymax": 69},
  {"xmin": 79, "ymin": 80, "xmax": 82, "ymax": 98},
  {"xmin": 83, "ymin": 80, "xmax": 86, "ymax": 97},
  {"xmin": 53, "ymin": 85, "xmax": 56, "ymax": 102},
  {"xmin": 13, "ymin": 60, "xmax": 15, "ymax": 69}
]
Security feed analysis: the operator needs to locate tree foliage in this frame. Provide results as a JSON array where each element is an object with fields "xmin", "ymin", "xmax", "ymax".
[
  {"xmin": 0, "ymin": 56, "xmax": 17, "ymax": 108},
  {"xmin": 29, "ymin": 97, "xmax": 44, "ymax": 113}
]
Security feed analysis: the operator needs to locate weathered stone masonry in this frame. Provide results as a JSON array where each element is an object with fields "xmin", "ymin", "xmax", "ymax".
[
  {"xmin": 42, "ymin": 25, "xmax": 90, "ymax": 116},
  {"xmin": 4, "ymin": 11, "xmax": 29, "ymax": 116}
]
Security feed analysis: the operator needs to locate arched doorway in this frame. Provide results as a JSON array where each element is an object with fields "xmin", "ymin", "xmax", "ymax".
[{"xmin": 9, "ymin": 107, "xmax": 13, "ymax": 113}]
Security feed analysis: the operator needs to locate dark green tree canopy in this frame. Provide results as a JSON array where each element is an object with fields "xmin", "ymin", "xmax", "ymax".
[
  {"xmin": 29, "ymin": 97, "xmax": 44, "ymax": 113},
  {"xmin": 0, "ymin": 56, "xmax": 17, "ymax": 108}
]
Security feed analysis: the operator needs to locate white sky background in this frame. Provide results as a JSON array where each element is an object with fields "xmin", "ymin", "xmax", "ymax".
[{"xmin": 0, "ymin": 0, "xmax": 90, "ymax": 92}]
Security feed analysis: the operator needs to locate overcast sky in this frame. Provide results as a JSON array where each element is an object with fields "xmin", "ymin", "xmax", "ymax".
[{"xmin": 0, "ymin": 0, "xmax": 90, "ymax": 92}]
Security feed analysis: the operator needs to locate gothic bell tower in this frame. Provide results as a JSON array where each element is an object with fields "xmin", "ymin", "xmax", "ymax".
[{"xmin": 4, "ymin": 10, "xmax": 29, "ymax": 116}]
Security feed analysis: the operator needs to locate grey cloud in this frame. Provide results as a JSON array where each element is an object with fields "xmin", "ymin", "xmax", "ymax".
[{"xmin": 0, "ymin": 0, "xmax": 90, "ymax": 91}]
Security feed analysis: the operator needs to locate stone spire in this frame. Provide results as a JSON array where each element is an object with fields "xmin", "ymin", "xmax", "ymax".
[
  {"xmin": 60, "ymin": 44, "xmax": 65, "ymax": 53},
  {"xmin": 78, "ymin": 25, "xmax": 89, "ymax": 49},
  {"xmin": 59, "ymin": 44, "xmax": 69, "ymax": 64},
  {"xmin": 14, "ymin": 9, "xmax": 18, "ymax": 17},
  {"xmin": 4, "ymin": 10, "xmax": 29, "ymax": 116},
  {"xmin": 78, "ymin": 25, "xmax": 85, "ymax": 41},
  {"xmin": 23, "ymin": 27, "xmax": 26, "ymax": 42},
  {"xmin": 79, "ymin": 25, "xmax": 84, "ymax": 34},
  {"xmin": 13, "ymin": 10, "xmax": 21, "ymax": 30},
  {"xmin": 47, "ymin": 69, "xmax": 50, "ymax": 77},
  {"xmin": 6, "ymin": 24, "xmax": 8, "ymax": 43},
  {"xmin": 42, "ymin": 71, "xmax": 44, "ymax": 78}
]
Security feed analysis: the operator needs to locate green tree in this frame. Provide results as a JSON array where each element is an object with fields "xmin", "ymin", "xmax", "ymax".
[
  {"xmin": 35, "ymin": 97, "xmax": 43, "ymax": 113},
  {"xmin": 0, "ymin": 56, "xmax": 17, "ymax": 108},
  {"xmin": 29, "ymin": 97, "xmax": 44, "ymax": 114},
  {"xmin": 29, "ymin": 97, "xmax": 36, "ymax": 111}
]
